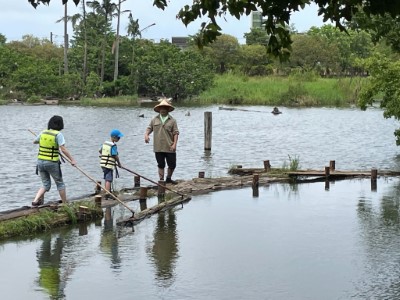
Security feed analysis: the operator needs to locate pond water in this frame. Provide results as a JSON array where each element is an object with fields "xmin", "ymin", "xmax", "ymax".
[
  {"xmin": 1, "ymin": 104, "xmax": 400, "ymax": 299},
  {"xmin": 1, "ymin": 104, "xmax": 400, "ymax": 210}
]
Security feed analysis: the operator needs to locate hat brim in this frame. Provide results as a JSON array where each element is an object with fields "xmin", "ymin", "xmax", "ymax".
[{"xmin": 154, "ymin": 106, "xmax": 174, "ymax": 113}]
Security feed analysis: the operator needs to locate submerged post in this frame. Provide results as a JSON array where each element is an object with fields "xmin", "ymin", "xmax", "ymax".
[
  {"xmin": 95, "ymin": 181, "xmax": 102, "ymax": 194},
  {"xmin": 139, "ymin": 187, "xmax": 148, "ymax": 211},
  {"xmin": 94, "ymin": 195, "xmax": 102, "ymax": 207},
  {"xmin": 371, "ymin": 168, "xmax": 378, "ymax": 180},
  {"xmin": 325, "ymin": 166, "xmax": 330, "ymax": 177},
  {"xmin": 371, "ymin": 168, "xmax": 378, "ymax": 191},
  {"xmin": 252, "ymin": 174, "xmax": 259, "ymax": 197},
  {"xmin": 134, "ymin": 175, "xmax": 140, "ymax": 187},
  {"xmin": 329, "ymin": 160, "xmax": 335, "ymax": 171},
  {"xmin": 204, "ymin": 111, "xmax": 212, "ymax": 150},
  {"xmin": 263, "ymin": 160, "xmax": 271, "ymax": 172}
]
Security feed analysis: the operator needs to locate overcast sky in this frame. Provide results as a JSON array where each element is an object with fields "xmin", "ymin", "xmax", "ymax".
[{"xmin": 1, "ymin": 1, "xmax": 327, "ymax": 45}]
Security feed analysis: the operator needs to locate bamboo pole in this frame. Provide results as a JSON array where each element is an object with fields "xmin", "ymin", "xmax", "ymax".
[{"xmin": 28, "ymin": 129, "xmax": 135, "ymax": 216}]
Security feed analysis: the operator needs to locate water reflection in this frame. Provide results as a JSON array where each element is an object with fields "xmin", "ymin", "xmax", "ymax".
[
  {"xmin": 148, "ymin": 210, "xmax": 179, "ymax": 286},
  {"xmin": 355, "ymin": 178, "xmax": 400, "ymax": 299},
  {"xmin": 99, "ymin": 207, "xmax": 121, "ymax": 268},
  {"xmin": 36, "ymin": 233, "xmax": 68, "ymax": 300}
]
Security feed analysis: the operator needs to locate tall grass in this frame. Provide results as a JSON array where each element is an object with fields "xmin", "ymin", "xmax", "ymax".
[{"xmin": 196, "ymin": 73, "xmax": 366, "ymax": 107}]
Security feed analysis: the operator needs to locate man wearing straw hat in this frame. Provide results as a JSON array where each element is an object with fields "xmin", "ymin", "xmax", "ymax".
[{"xmin": 144, "ymin": 99, "xmax": 179, "ymax": 184}]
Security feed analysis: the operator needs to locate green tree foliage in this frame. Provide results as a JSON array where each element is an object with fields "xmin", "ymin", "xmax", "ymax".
[
  {"xmin": 350, "ymin": 12, "xmax": 400, "ymax": 53},
  {"xmin": 205, "ymin": 34, "xmax": 240, "ymax": 73},
  {"xmin": 238, "ymin": 45, "xmax": 272, "ymax": 76},
  {"xmin": 29, "ymin": 0, "xmax": 400, "ymax": 62},
  {"xmin": 0, "ymin": 33, "xmax": 6, "ymax": 45},
  {"xmin": 244, "ymin": 28, "xmax": 269, "ymax": 46},
  {"xmin": 358, "ymin": 54, "xmax": 400, "ymax": 144},
  {"xmin": 289, "ymin": 33, "xmax": 340, "ymax": 74},
  {"xmin": 136, "ymin": 41, "xmax": 214, "ymax": 99}
]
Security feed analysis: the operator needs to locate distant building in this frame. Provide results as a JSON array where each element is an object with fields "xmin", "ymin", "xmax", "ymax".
[
  {"xmin": 251, "ymin": 11, "xmax": 263, "ymax": 29},
  {"xmin": 171, "ymin": 37, "xmax": 189, "ymax": 50}
]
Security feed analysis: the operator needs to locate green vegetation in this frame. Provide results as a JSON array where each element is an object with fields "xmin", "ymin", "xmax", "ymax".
[
  {"xmin": 282, "ymin": 155, "xmax": 301, "ymax": 171},
  {"xmin": 197, "ymin": 74, "xmax": 364, "ymax": 107},
  {"xmin": 0, "ymin": 201, "xmax": 103, "ymax": 240}
]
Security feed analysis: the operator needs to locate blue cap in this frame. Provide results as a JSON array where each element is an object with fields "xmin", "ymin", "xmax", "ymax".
[{"xmin": 110, "ymin": 129, "xmax": 124, "ymax": 138}]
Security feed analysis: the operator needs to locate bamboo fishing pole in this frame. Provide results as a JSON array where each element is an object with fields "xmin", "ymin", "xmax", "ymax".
[
  {"xmin": 28, "ymin": 129, "xmax": 135, "ymax": 216},
  {"xmin": 119, "ymin": 166, "xmax": 186, "ymax": 198}
]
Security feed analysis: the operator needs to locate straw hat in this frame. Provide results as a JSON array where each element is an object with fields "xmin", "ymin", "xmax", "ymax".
[{"xmin": 154, "ymin": 99, "xmax": 175, "ymax": 113}]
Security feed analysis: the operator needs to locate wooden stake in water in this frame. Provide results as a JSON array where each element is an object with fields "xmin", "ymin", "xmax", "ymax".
[{"xmin": 204, "ymin": 111, "xmax": 212, "ymax": 150}]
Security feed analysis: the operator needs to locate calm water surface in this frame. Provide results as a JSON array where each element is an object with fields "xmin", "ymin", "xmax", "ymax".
[
  {"xmin": 1, "ymin": 105, "xmax": 400, "ymax": 299},
  {"xmin": 1, "ymin": 104, "xmax": 400, "ymax": 209}
]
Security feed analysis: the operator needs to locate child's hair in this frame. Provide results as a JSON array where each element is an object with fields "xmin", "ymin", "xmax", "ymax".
[{"xmin": 48, "ymin": 115, "xmax": 64, "ymax": 131}]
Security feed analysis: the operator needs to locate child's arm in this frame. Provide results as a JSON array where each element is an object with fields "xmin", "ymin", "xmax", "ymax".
[{"xmin": 114, "ymin": 155, "xmax": 121, "ymax": 168}]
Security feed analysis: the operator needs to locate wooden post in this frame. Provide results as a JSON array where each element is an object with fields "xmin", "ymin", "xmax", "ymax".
[
  {"xmin": 371, "ymin": 168, "xmax": 378, "ymax": 192},
  {"xmin": 78, "ymin": 205, "xmax": 89, "ymax": 221},
  {"xmin": 325, "ymin": 166, "xmax": 330, "ymax": 177},
  {"xmin": 158, "ymin": 180, "xmax": 166, "ymax": 197},
  {"xmin": 139, "ymin": 187, "xmax": 147, "ymax": 200},
  {"xmin": 204, "ymin": 111, "xmax": 212, "ymax": 150},
  {"xmin": 134, "ymin": 175, "xmax": 140, "ymax": 187},
  {"xmin": 94, "ymin": 195, "xmax": 102, "ymax": 207},
  {"xmin": 95, "ymin": 181, "xmax": 102, "ymax": 194},
  {"xmin": 252, "ymin": 174, "xmax": 259, "ymax": 197},
  {"xmin": 198, "ymin": 171, "xmax": 205, "ymax": 178},
  {"xmin": 140, "ymin": 199, "xmax": 147, "ymax": 211},
  {"xmin": 263, "ymin": 160, "xmax": 271, "ymax": 172},
  {"xmin": 371, "ymin": 168, "xmax": 378, "ymax": 180},
  {"xmin": 329, "ymin": 160, "xmax": 335, "ymax": 171},
  {"xmin": 139, "ymin": 187, "xmax": 147, "ymax": 211}
]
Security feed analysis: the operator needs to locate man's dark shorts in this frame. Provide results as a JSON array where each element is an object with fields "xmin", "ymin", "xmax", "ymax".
[
  {"xmin": 102, "ymin": 167, "xmax": 114, "ymax": 182},
  {"xmin": 155, "ymin": 152, "xmax": 176, "ymax": 169}
]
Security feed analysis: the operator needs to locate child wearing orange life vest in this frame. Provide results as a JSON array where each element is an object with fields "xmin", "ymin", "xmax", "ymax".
[{"xmin": 99, "ymin": 129, "xmax": 123, "ymax": 195}]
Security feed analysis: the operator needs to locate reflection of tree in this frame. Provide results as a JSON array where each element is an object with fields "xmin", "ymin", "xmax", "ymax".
[
  {"xmin": 99, "ymin": 207, "xmax": 121, "ymax": 268},
  {"xmin": 149, "ymin": 210, "xmax": 179, "ymax": 285},
  {"xmin": 355, "ymin": 178, "xmax": 400, "ymax": 299},
  {"xmin": 37, "ymin": 234, "xmax": 66, "ymax": 300}
]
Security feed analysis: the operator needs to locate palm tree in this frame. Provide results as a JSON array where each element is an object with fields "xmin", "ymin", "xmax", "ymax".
[
  {"xmin": 56, "ymin": 0, "xmax": 88, "ymax": 81},
  {"xmin": 87, "ymin": 0, "xmax": 118, "ymax": 82},
  {"xmin": 113, "ymin": 0, "xmax": 130, "ymax": 82},
  {"xmin": 126, "ymin": 13, "xmax": 141, "ymax": 93}
]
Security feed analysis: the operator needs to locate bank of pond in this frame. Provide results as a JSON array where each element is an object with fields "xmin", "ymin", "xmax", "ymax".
[{"xmin": 1, "ymin": 75, "xmax": 367, "ymax": 108}]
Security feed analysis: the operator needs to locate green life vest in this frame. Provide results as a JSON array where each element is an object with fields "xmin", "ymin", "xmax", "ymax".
[
  {"xmin": 38, "ymin": 130, "xmax": 60, "ymax": 161},
  {"xmin": 100, "ymin": 141, "xmax": 116, "ymax": 169}
]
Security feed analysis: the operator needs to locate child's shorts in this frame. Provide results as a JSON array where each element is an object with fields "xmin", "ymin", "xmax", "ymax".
[{"xmin": 102, "ymin": 167, "xmax": 113, "ymax": 182}]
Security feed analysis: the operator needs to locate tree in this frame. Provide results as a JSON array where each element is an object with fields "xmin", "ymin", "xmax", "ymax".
[
  {"xmin": 358, "ymin": 54, "xmax": 400, "ymax": 145},
  {"xmin": 205, "ymin": 34, "xmax": 240, "ymax": 74},
  {"xmin": 0, "ymin": 33, "xmax": 6, "ymax": 45},
  {"xmin": 86, "ymin": 0, "xmax": 118, "ymax": 82},
  {"xmin": 244, "ymin": 28, "xmax": 269, "ymax": 46},
  {"xmin": 288, "ymin": 33, "xmax": 340, "ymax": 74},
  {"xmin": 29, "ymin": 0, "xmax": 400, "ymax": 61}
]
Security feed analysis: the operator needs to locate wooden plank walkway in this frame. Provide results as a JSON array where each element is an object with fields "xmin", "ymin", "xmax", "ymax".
[{"xmin": 286, "ymin": 170, "xmax": 400, "ymax": 177}]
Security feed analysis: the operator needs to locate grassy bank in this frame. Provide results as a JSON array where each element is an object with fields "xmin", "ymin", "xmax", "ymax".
[
  {"xmin": 196, "ymin": 73, "xmax": 365, "ymax": 107},
  {"xmin": 0, "ymin": 201, "xmax": 103, "ymax": 240},
  {"xmin": 1, "ymin": 74, "xmax": 366, "ymax": 107}
]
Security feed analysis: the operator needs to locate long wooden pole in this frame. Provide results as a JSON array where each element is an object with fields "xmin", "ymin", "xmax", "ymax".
[
  {"xmin": 119, "ymin": 166, "xmax": 186, "ymax": 198},
  {"xmin": 28, "ymin": 129, "xmax": 135, "ymax": 216}
]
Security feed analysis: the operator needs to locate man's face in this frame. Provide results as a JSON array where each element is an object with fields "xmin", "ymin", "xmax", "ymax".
[{"xmin": 159, "ymin": 107, "xmax": 168, "ymax": 116}]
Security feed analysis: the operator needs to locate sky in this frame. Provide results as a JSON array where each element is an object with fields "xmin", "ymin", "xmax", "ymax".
[{"xmin": 0, "ymin": 1, "xmax": 327, "ymax": 45}]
